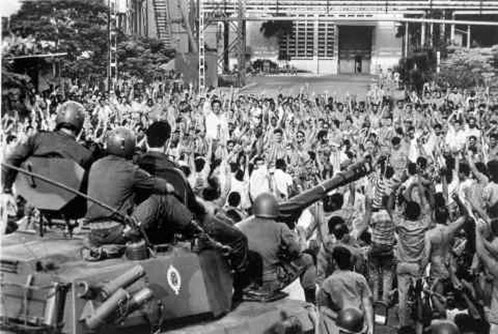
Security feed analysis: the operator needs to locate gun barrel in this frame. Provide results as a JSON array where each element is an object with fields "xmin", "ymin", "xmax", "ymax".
[{"xmin": 278, "ymin": 160, "xmax": 372, "ymax": 223}]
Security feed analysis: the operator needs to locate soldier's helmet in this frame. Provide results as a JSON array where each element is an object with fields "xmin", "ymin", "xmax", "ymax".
[
  {"xmin": 106, "ymin": 127, "xmax": 136, "ymax": 159},
  {"xmin": 430, "ymin": 320, "xmax": 460, "ymax": 334},
  {"xmin": 55, "ymin": 101, "xmax": 85, "ymax": 133},
  {"xmin": 253, "ymin": 192, "xmax": 279, "ymax": 219},
  {"xmin": 336, "ymin": 308, "xmax": 364, "ymax": 333}
]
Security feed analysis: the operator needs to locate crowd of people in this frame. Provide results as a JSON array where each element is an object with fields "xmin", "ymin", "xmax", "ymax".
[{"xmin": 2, "ymin": 72, "xmax": 498, "ymax": 334}]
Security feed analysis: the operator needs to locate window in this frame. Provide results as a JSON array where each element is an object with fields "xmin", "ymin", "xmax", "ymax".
[{"xmin": 279, "ymin": 20, "xmax": 336, "ymax": 60}]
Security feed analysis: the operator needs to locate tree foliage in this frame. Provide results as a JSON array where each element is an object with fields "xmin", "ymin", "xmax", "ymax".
[
  {"xmin": 3, "ymin": 0, "xmax": 175, "ymax": 87},
  {"xmin": 260, "ymin": 20, "xmax": 293, "ymax": 40},
  {"xmin": 5, "ymin": 0, "xmax": 109, "ymax": 80},
  {"xmin": 438, "ymin": 46, "xmax": 498, "ymax": 89},
  {"xmin": 395, "ymin": 50, "xmax": 437, "ymax": 93},
  {"xmin": 117, "ymin": 36, "xmax": 176, "ymax": 83}
]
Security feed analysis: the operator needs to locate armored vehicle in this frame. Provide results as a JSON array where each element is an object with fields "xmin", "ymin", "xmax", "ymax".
[{"xmin": 0, "ymin": 158, "xmax": 371, "ymax": 334}]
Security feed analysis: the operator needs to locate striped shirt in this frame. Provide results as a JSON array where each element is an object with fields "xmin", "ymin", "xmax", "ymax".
[
  {"xmin": 371, "ymin": 209, "xmax": 395, "ymax": 246},
  {"xmin": 371, "ymin": 175, "xmax": 401, "ymax": 210}
]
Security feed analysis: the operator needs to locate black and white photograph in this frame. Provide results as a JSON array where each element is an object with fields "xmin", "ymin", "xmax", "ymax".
[{"xmin": 1, "ymin": 1, "xmax": 498, "ymax": 333}]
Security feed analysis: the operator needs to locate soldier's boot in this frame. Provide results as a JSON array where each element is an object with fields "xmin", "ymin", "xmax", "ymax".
[{"xmin": 185, "ymin": 220, "xmax": 231, "ymax": 255}]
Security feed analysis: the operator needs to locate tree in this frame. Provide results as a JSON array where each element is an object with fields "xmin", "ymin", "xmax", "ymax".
[
  {"xmin": 5, "ymin": 0, "xmax": 109, "ymax": 82},
  {"xmin": 117, "ymin": 36, "xmax": 176, "ymax": 84},
  {"xmin": 3, "ymin": 0, "xmax": 176, "ymax": 88},
  {"xmin": 260, "ymin": 20, "xmax": 293, "ymax": 40},
  {"xmin": 438, "ymin": 46, "xmax": 498, "ymax": 89}
]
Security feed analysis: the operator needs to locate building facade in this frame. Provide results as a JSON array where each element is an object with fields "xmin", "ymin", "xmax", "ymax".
[{"xmin": 202, "ymin": 0, "xmax": 498, "ymax": 75}]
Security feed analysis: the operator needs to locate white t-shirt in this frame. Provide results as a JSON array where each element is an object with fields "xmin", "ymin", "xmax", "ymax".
[
  {"xmin": 249, "ymin": 167, "xmax": 270, "ymax": 201},
  {"xmin": 273, "ymin": 169, "xmax": 293, "ymax": 199},
  {"xmin": 205, "ymin": 111, "xmax": 227, "ymax": 140}
]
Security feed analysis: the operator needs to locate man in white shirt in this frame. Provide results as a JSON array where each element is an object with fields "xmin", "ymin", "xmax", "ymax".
[
  {"xmin": 273, "ymin": 159, "xmax": 294, "ymax": 200},
  {"xmin": 205, "ymin": 99, "xmax": 228, "ymax": 140},
  {"xmin": 249, "ymin": 157, "xmax": 270, "ymax": 202},
  {"xmin": 445, "ymin": 119, "xmax": 467, "ymax": 153}
]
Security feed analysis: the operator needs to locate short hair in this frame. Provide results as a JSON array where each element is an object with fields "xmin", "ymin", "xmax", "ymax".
[
  {"xmin": 408, "ymin": 162, "xmax": 417, "ymax": 175},
  {"xmin": 435, "ymin": 207, "xmax": 449, "ymax": 225},
  {"xmin": 328, "ymin": 216, "xmax": 345, "ymax": 234},
  {"xmin": 332, "ymin": 246, "xmax": 353, "ymax": 270},
  {"xmin": 391, "ymin": 137, "xmax": 401, "ymax": 146},
  {"xmin": 276, "ymin": 159, "xmax": 286, "ymax": 170},
  {"xmin": 254, "ymin": 156, "xmax": 264, "ymax": 165},
  {"xmin": 228, "ymin": 191, "xmax": 241, "ymax": 207},
  {"xmin": 332, "ymin": 222, "xmax": 349, "ymax": 240},
  {"xmin": 329, "ymin": 193, "xmax": 344, "ymax": 209},
  {"xmin": 146, "ymin": 121, "xmax": 171, "ymax": 148},
  {"xmin": 274, "ymin": 128, "xmax": 283, "ymax": 135},
  {"xmin": 194, "ymin": 157, "xmax": 206, "ymax": 172},
  {"xmin": 235, "ymin": 169, "xmax": 244, "ymax": 181},
  {"xmin": 417, "ymin": 156, "xmax": 427, "ymax": 170},
  {"xmin": 475, "ymin": 162, "xmax": 487, "ymax": 176},
  {"xmin": 317, "ymin": 130, "xmax": 328, "ymax": 141},
  {"xmin": 211, "ymin": 99, "xmax": 221, "ymax": 108},
  {"xmin": 385, "ymin": 166, "xmax": 395, "ymax": 179},
  {"xmin": 487, "ymin": 160, "xmax": 498, "ymax": 182},
  {"xmin": 405, "ymin": 201, "xmax": 421, "ymax": 220},
  {"xmin": 459, "ymin": 163, "xmax": 470, "ymax": 177}
]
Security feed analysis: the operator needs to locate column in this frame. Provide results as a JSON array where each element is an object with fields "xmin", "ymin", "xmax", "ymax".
[
  {"xmin": 314, "ymin": 15, "xmax": 319, "ymax": 74},
  {"xmin": 421, "ymin": 21, "xmax": 426, "ymax": 47},
  {"xmin": 429, "ymin": 23, "xmax": 434, "ymax": 47},
  {"xmin": 450, "ymin": 13, "xmax": 455, "ymax": 44},
  {"xmin": 467, "ymin": 25, "xmax": 471, "ymax": 49},
  {"xmin": 333, "ymin": 25, "xmax": 339, "ymax": 74},
  {"xmin": 441, "ymin": 10, "xmax": 446, "ymax": 44},
  {"xmin": 404, "ymin": 22, "xmax": 409, "ymax": 57}
]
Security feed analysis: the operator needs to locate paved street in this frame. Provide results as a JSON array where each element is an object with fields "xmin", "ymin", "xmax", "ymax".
[{"xmin": 242, "ymin": 74, "xmax": 378, "ymax": 97}]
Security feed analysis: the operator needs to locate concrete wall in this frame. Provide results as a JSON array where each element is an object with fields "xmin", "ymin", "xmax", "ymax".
[
  {"xmin": 210, "ymin": 17, "xmax": 403, "ymax": 75},
  {"xmin": 370, "ymin": 21, "xmax": 403, "ymax": 75}
]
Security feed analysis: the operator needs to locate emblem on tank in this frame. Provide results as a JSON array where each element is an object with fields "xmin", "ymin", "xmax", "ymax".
[{"xmin": 167, "ymin": 265, "xmax": 181, "ymax": 295}]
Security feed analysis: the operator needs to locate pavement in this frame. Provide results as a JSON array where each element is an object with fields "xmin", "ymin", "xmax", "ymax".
[{"xmin": 240, "ymin": 74, "xmax": 378, "ymax": 98}]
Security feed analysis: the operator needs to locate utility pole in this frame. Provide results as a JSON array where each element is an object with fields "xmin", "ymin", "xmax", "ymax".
[
  {"xmin": 198, "ymin": 0, "xmax": 206, "ymax": 95},
  {"xmin": 236, "ymin": 0, "xmax": 246, "ymax": 87},
  {"xmin": 108, "ymin": 0, "xmax": 118, "ymax": 93}
]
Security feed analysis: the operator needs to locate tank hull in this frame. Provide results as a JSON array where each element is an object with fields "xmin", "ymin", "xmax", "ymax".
[{"xmin": 0, "ymin": 231, "xmax": 232, "ymax": 334}]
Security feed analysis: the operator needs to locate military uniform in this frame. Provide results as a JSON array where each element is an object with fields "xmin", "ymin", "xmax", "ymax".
[
  {"xmin": 136, "ymin": 150, "xmax": 248, "ymax": 274},
  {"xmin": 85, "ymin": 155, "xmax": 195, "ymax": 246},
  {"xmin": 2, "ymin": 101, "xmax": 94, "ymax": 219}
]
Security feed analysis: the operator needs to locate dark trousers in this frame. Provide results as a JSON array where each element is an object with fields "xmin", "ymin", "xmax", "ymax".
[
  {"xmin": 133, "ymin": 194, "xmax": 194, "ymax": 243},
  {"xmin": 202, "ymin": 214, "xmax": 248, "ymax": 273}
]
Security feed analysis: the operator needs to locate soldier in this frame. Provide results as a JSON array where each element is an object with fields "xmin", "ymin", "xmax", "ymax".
[
  {"xmin": 85, "ymin": 127, "xmax": 206, "ymax": 248},
  {"xmin": 2, "ymin": 101, "xmax": 94, "ymax": 218},
  {"xmin": 336, "ymin": 308, "xmax": 366, "ymax": 334},
  {"xmin": 429, "ymin": 320, "xmax": 460, "ymax": 334},
  {"xmin": 137, "ymin": 121, "xmax": 249, "ymax": 304},
  {"xmin": 236, "ymin": 193, "xmax": 314, "ymax": 295}
]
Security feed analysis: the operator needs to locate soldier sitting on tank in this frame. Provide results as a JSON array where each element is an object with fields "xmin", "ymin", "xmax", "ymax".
[
  {"xmin": 236, "ymin": 192, "xmax": 314, "ymax": 295},
  {"xmin": 2, "ymin": 101, "xmax": 96, "ymax": 220},
  {"xmin": 137, "ymin": 121, "xmax": 250, "ymax": 305},
  {"xmin": 84, "ymin": 127, "xmax": 212, "ymax": 256}
]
